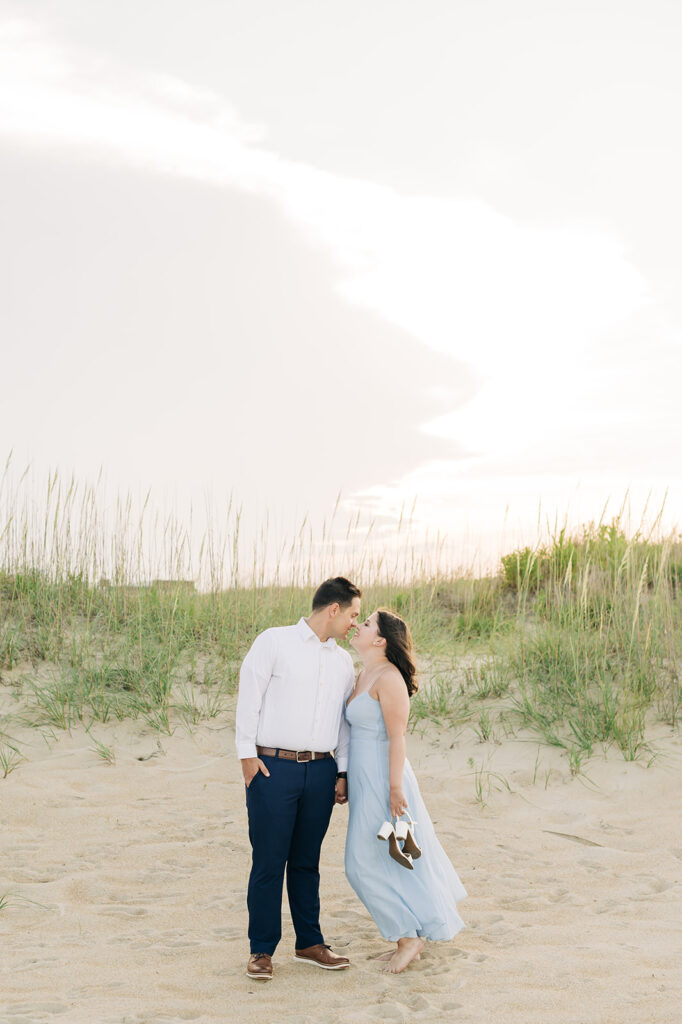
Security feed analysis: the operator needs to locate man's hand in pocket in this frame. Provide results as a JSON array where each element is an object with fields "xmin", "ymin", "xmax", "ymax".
[{"xmin": 241, "ymin": 757, "xmax": 271, "ymax": 787}]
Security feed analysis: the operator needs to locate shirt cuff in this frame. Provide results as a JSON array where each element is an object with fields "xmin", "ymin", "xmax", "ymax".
[
  {"xmin": 237, "ymin": 742, "xmax": 258, "ymax": 758},
  {"xmin": 335, "ymin": 756, "xmax": 348, "ymax": 772}
]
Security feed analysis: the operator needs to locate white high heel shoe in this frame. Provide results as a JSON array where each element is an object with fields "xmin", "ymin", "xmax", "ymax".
[
  {"xmin": 394, "ymin": 813, "xmax": 421, "ymax": 860},
  {"xmin": 377, "ymin": 821, "xmax": 414, "ymax": 869}
]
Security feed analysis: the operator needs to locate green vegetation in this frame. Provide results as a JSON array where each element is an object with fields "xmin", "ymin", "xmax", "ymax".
[
  {"xmin": 0, "ymin": 738, "xmax": 23, "ymax": 778},
  {"xmin": 1, "ymin": 465, "xmax": 680, "ymax": 775}
]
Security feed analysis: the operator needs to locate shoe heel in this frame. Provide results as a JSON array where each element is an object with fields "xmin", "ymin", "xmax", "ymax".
[
  {"xmin": 377, "ymin": 821, "xmax": 394, "ymax": 841},
  {"xmin": 394, "ymin": 821, "xmax": 408, "ymax": 842},
  {"xmin": 395, "ymin": 814, "xmax": 421, "ymax": 859}
]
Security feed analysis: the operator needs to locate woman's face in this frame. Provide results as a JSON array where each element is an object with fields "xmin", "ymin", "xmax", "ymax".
[{"xmin": 350, "ymin": 611, "xmax": 382, "ymax": 653}]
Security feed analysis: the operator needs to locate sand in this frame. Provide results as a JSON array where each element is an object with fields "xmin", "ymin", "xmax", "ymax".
[{"xmin": 1, "ymin": 689, "xmax": 681, "ymax": 1024}]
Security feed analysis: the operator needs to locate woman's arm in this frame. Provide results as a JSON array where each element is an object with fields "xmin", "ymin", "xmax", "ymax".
[{"xmin": 376, "ymin": 669, "xmax": 411, "ymax": 817}]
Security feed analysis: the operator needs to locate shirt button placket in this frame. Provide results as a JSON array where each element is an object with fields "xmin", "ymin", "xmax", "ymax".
[{"xmin": 312, "ymin": 647, "xmax": 323, "ymax": 749}]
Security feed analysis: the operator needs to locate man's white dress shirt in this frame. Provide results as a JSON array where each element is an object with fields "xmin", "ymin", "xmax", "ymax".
[{"xmin": 235, "ymin": 617, "xmax": 356, "ymax": 771}]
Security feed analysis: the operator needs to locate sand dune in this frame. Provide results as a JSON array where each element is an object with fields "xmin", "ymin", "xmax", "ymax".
[{"xmin": 1, "ymin": 699, "xmax": 681, "ymax": 1024}]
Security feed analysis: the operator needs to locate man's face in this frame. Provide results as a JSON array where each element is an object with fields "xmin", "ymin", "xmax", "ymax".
[{"xmin": 329, "ymin": 596, "xmax": 361, "ymax": 641}]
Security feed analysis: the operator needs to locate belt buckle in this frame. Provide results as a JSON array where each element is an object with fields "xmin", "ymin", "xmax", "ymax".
[{"xmin": 296, "ymin": 750, "xmax": 312, "ymax": 763}]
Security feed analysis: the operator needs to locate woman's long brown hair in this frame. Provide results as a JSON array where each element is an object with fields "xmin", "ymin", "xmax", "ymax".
[{"xmin": 376, "ymin": 608, "xmax": 418, "ymax": 697}]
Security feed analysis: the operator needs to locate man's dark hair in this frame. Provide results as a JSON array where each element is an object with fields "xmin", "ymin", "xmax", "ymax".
[{"xmin": 311, "ymin": 576, "xmax": 361, "ymax": 611}]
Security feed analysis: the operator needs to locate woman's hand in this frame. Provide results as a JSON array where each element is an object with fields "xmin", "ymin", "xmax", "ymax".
[{"xmin": 390, "ymin": 786, "xmax": 408, "ymax": 818}]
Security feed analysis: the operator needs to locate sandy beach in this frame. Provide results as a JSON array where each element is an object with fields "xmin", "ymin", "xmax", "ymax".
[{"xmin": 2, "ymin": 686, "xmax": 681, "ymax": 1024}]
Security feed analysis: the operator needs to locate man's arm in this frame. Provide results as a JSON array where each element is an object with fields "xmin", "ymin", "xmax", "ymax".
[
  {"xmin": 333, "ymin": 657, "xmax": 355, "ymax": 805},
  {"xmin": 236, "ymin": 631, "xmax": 275, "ymax": 785}
]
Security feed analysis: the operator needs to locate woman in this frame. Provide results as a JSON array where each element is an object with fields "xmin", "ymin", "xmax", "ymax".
[{"xmin": 345, "ymin": 609, "xmax": 466, "ymax": 973}]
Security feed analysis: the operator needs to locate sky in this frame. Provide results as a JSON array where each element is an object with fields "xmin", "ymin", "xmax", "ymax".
[{"xmin": 2, "ymin": 1, "xmax": 682, "ymax": 577}]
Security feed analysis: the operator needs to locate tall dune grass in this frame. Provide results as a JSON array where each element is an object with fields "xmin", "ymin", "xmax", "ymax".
[{"xmin": 1, "ymin": 460, "xmax": 680, "ymax": 767}]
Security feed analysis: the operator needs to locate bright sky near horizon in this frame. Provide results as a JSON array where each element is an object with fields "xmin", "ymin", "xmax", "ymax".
[{"xmin": 2, "ymin": 1, "xmax": 682, "ymax": 571}]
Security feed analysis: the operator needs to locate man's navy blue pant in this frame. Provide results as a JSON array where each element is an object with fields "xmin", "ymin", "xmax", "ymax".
[{"xmin": 245, "ymin": 754, "xmax": 337, "ymax": 955}]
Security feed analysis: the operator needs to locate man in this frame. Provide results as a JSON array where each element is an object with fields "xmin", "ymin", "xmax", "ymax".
[{"xmin": 236, "ymin": 576, "xmax": 361, "ymax": 981}]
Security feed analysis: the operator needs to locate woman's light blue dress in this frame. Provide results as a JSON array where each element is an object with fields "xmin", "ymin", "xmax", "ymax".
[{"xmin": 344, "ymin": 692, "xmax": 467, "ymax": 943}]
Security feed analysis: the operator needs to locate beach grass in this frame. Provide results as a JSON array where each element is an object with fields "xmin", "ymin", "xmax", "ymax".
[{"xmin": 1, "ymin": 464, "xmax": 680, "ymax": 773}]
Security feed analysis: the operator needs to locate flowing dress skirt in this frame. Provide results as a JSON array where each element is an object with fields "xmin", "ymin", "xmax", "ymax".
[{"xmin": 344, "ymin": 693, "xmax": 467, "ymax": 942}]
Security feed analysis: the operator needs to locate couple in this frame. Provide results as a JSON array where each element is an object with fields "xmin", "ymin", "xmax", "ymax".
[{"xmin": 235, "ymin": 577, "xmax": 466, "ymax": 981}]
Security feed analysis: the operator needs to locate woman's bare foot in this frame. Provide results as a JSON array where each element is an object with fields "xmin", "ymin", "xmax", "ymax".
[
  {"xmin": 372, "ymin": 948, "xmax": 422, "ymax": 964},
  {"xmin": 381, "ymin": 937, "xmax": 425, "ymax": 973}
]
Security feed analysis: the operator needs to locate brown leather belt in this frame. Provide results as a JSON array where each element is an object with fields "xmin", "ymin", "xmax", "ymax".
[{"xmin": 257, "ymin": 745, "xmax": 332, "ymax": 763}]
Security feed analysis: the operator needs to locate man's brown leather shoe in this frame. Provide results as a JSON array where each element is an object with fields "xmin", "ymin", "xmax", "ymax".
[
  {"xmin": 293, "ymin": 943, "xmax": 350, "ymax": 970},
  {"xmin": 246, "ymin": 953, "xmax": 273, "ymax": 980}
]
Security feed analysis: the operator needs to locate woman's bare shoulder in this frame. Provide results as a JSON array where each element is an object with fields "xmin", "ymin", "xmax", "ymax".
[{"xmin": 375, "ymin": 664, "xmax": 407, "ymax": 696}]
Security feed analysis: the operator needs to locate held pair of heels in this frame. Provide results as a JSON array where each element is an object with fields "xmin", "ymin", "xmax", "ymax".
[{"xmin": 377, "ymin": 814, "xmax": 421, "ymax": 870}]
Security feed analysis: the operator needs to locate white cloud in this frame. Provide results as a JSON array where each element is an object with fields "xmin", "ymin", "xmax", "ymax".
[{"xmin": 0, "ymin": 20, "xmax": 648, "ymax": 370}]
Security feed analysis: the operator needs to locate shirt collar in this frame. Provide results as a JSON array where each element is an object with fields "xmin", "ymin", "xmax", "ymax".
[{"xmin": 296, "ymin": 617, "xmax": 337, "ymax": 648}]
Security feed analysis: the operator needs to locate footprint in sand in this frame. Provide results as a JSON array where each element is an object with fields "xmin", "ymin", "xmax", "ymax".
[
  {"xmin": 6, "ymin": 869, "xmax": 61, "ymax": 883},
  {"xmin": 495, "ymin": 844, "xmax": 533, "ymax": 861},
  {"xmin": 97, "ymin": 905, "xmax": 148, "ymax": 917},
  {"xmin": 442, "ymin": 951, "xmax": 487, "ymax": 966},
  {"xmin": 547, "ymin": 887, "xmax": 570, "ymax": 903},
  {"xmin": 498, "ymin": 873, "xmax": 528, "ymax": 887},
  {"xmin": 65, "ymin": 981, "xmax": 126, "ymax": 1000},
  {"xmin": 599, "ymin": 821, "xmax": 633, "ymax": 835},
  {"xmin": 593, "ymin": 898, "xmax": 621, "ymax": 914},
  {"xmin": 331, "ymin": 909, "xmax": 368, "ymax": 925},
  {"xmin": 212, "ymin": 925, "xmax": 242, "ymax": 938},
  {"xmin": 404, "ymin": 995, "xmax": 437, "ymax": 1012},
  {"xmin": 12, "ymin": 955, "xmax": 61, "ymax": 972},
  {"xmin": 2, "ymin": 1002, "xmax": 71, "ymax": 1017},
  {"xmin": 365, "ymin": 1002, "xmax": 411, "ymax": 1022},
  {"xmin": 422, "ymin": 960, "xmax": 460, "ymax": 977},
  {"xmin": 579, "ymin": 858, "xmax": 607, "ymax": 872},
  {"xmin": 499, "ymin": 897, "xmax": 541, "ymax": 912},
  {"xmin": 157, "ymin": 858, "xmax": 195, "ymax": 874},
  {"xmin": 159, "ymin": 938, "xmax": 202, "ymax": 949},
  {"xmin": 197, "ymin": 894, "xmax": 233, "ymax": 909},
  {"xmin": 22, "ymin": 900, "xmax": 66, "ymax": 916},
  {"xmin": 631, "ymin": 875, "xmax": 674, "ymax": 896}
]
